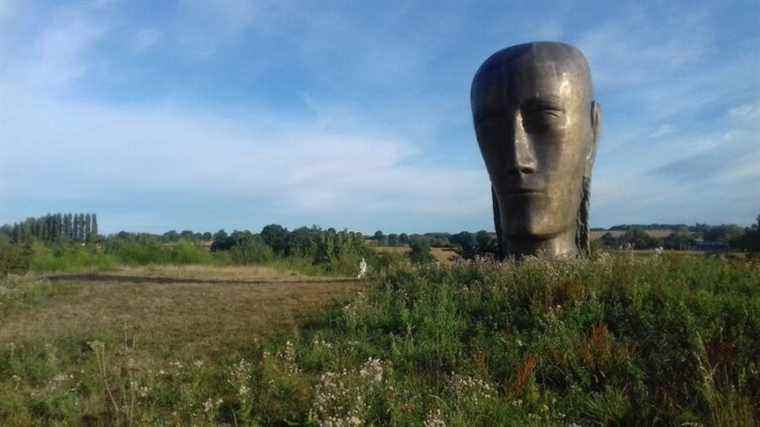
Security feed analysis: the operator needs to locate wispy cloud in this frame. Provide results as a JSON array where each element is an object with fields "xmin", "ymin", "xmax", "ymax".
[{"xmin": 132, "ymin": 28, "xmax": 162, "ymax": 52}]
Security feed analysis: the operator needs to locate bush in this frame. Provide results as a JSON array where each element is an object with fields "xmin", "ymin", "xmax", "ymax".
[
  {"xmin": 104, "ymin": 240, "xmax": 212, "ymax": 265},
  {"xmin": 30, "ymin": 244, "xmax": 117, "ymax": 272},
  {"xmin": 0, "ymin": 243, "xmax": 33, "ymax": 276},
  {"xmin": 408, "ymin": 239, "xmax": 435, "ymax": 264},
  {"xmin": 229, "ymin": 237, "xmax": 274, "ymax": 264}
]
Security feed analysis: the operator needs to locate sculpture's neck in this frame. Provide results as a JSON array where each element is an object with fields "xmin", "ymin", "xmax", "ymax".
[{"xmin": 504, "ymin": 228, "xmax": 578, "ymax": 259}]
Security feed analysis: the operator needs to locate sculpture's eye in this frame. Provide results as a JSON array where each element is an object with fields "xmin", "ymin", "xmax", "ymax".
[{"xmin": 522, "ymin": 101, "xmax": 564, "ymax": 133}]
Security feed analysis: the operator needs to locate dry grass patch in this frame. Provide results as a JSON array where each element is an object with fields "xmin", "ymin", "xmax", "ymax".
[
  {"xmin": 0, "ymin": 267, "xmax": 364, "ymax": 425},
  {"xmin": 74, "ymin": 264, "xmax": 337, "ymax": 282},
  {"xmin": 1, "ymin": 279, "xmax": 361, "ymax": 355}
]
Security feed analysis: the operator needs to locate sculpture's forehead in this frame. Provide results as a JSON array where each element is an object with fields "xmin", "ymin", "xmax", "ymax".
[
  {"xmin": 475, "ymin": 61, "xmax": 588, "ymax": 99},
  {"xmin": 471, "ymin": 45, "xmax": 592, "ymax": 112}
]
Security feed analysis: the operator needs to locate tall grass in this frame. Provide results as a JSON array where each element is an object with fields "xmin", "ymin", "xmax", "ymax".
[{"xmin": 252, "ymin": 254, "xmax": 760, "ymax": 425}]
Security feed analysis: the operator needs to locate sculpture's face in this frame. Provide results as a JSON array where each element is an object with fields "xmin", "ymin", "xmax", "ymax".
[{"xmin": 472, "ymin": 43, "xmax": 597, "ymax": 239}]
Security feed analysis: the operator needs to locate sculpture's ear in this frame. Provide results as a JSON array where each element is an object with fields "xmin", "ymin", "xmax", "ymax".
[
  {"xmin": 492, "ymin": 186, "xmax": 504, "ymax": 260},
  {"xmin": 591, "ymin": 100, "xmax": 602, "ymax": 143},
  {"xmin": 585, "ymin": 100, "xmax": 601, "ymax": 177}
]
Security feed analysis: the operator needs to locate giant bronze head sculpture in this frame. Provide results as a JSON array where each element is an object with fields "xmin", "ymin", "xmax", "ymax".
[{"xmin": 471, "ymin": 42, "xmax": 601, "ymax": 258}]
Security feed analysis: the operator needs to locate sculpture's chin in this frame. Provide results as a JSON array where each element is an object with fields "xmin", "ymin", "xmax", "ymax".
[{"xmin": 502, "ymin": 216, "xmax": 572, "ymax": 240}]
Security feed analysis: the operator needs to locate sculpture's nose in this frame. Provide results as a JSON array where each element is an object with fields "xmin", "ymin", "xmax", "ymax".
[{"xmin": 506, "ymin": 115, "xmax": 537, "ymax": 175}]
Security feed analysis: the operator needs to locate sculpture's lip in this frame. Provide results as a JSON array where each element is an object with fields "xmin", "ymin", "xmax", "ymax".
[{"xmin": 505, "ymin": 188, "xmax": 545, "ymax": 195}]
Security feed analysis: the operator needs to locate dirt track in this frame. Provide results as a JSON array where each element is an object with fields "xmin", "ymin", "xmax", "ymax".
[{"xmin": 43, "ymin": 273, "xmax": 362, "ymax": 286}]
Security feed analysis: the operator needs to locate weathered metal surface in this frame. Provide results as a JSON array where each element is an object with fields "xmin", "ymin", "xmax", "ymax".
[{"xmin": 471, "ymin": 42, "xmax": 601, "ymax": 258}]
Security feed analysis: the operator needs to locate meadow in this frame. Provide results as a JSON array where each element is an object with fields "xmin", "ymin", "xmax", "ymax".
[{"xmin": 1, "ymin": 249, "xmax": 759, "ymax": 425}]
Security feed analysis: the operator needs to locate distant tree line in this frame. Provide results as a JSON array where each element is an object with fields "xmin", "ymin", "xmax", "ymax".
[
  {"xmin": 160, "ymin": 230, "xmax": 213, "ymax": 242},
  {"xmin": 370, "ymin": 229, "xmax": 498, "ymax": 260},
  {"xmin": 597, "ymin": 222, "xmax": 754, "ymax": 251},
  {"xmin": 0, "ymin": 213, "xmax": 98, "ymax": 243},
  {"xmin": 209, "ymin": 225, "xmax": 371, "ymax": 270},
  {"xmin": 607, "ymin": 223, "xmax": 746, "ymax": 235},
  {"xmin": 3, "ymin": 213, "xmax": 760, "ymax": 276},
  {"xmin": 369, "ymin": 218, "xmax": 760, "ymax": 256}
]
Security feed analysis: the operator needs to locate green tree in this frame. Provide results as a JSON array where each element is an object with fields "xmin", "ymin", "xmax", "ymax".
[
  {"xmin": 475, "ymin": 230, "xmax": 498, "ymax": 256},
  {"xmin": 260, "ymin": 224, "xmax": 289, "ymax": 256},
  {"xmin": 84, "ymin": 213, "xmax": 92, "ymax": 240},
  {"xmin": 91, "ymin": 213, "xmax": 98, "ymax": 238},
  {"xmin": 450, "ymin": 231, "xmax": 478, "ymax": 259},
  {"xmin": 409, "ymin": 239, "xmax": 435, "ymax": 264},
  {"xmin": 663, "ymin": 230, "xmax": 695, "ymax": 250}
]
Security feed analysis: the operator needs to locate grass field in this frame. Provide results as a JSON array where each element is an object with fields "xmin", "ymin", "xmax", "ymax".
[
  {"xmin": 0, "ymin": 266, "xmax": 362, "ymax": 425},
  {"xmin": 1, "ymin": 254, "xmax": 759, "ymax": 425}
]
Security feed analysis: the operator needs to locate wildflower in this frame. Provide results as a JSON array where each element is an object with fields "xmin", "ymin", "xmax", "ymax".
[
  {"xmin": 203, "ymin": 397, "xmax": 223, "ymax": 413},
  {"xmin": 358, "ymin": 357, "xmax": 387, "ymax": 383},
  {"xmin": 312, "ymin": 337, "xmax": 334, "ymax": 350},
  {"xmin": 275, "ymin": 341, "xmax": 301, "ymax": 374},
  {"xmin": 311, "ymin": 359, "xmax": 390, "ymax": 426},
  {"xmin": 138, "ymin": 385, "xmax": 150, "ymax": 398},
  {"xmin": 424, "ymin": 408, "xmax": 446, "ymax": 427},
  {"xmin": 11, "ymin": 374, "xmax": 21, "ymax": 390}
]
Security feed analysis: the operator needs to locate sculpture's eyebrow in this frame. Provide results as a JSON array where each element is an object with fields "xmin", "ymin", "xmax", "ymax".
[{"xmin": 522, "ymin": 95, "xmax": 564, "ymax": 110}]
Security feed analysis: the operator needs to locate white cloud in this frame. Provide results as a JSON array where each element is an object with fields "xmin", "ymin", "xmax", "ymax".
[
  {"xmin": 173, "ymin": 0, "xmax": 261, "ymax": 57},
  {"xmin": 648, "ymin": 124, "xmax": 675, "ymax": 139},
  {"xmin": 0, "ymin": 9, "xmax": 105, "ymax": 93},
  {"xmin": 133, "ymin": 28, "xmax": 162, "ymax": 52},
  {"xmin": 574, "ymin": 8, "xmax": 712, "ymax": 89},
  {"xmin": 729, "ymin": 102, "xmax": 760, "ymax": 125},
  {"xmin": 91, "ymin": 0, "xmax": 120, "ymax": 10},
  {"xmin": 0, "ymin": 90, "xmax": 489, "ymax": 227}
]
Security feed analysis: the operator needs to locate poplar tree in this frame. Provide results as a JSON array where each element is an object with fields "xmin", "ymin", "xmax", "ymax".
[
  {"xmin": 91, "ymin": 214, "xmax": 98, "ymax": 238},
  {"xmin": 84, "ymin": 213, "xmax": 92, "ymax": 240},
  {"xmin": 64, "ymin": 214, "xmax": 72, "ymax": 240}
]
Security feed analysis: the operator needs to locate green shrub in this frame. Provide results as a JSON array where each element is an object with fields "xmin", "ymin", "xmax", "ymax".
[
  {"xmin": 30, "ymin": 244, "xmax": 117, "ymax": 272},
  {"xmin": 229, "ymin": 237, "xmax": 274, "ymax": 264},
  {"xmin": 409, "ymin": 239, "xmax": 435, "ymax": 264},
  {"xmin": 0, "ymin": 243, "xmax": 33, "ymax": 276},
  {"xmin": 104, "ymin": 240, "xmax": 211, "ymax": 266}
]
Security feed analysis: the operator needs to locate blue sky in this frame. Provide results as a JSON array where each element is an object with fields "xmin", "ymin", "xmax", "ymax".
[{"xmin": 1, "ymin": 0, "xmax": 758, "ymax": 234}]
